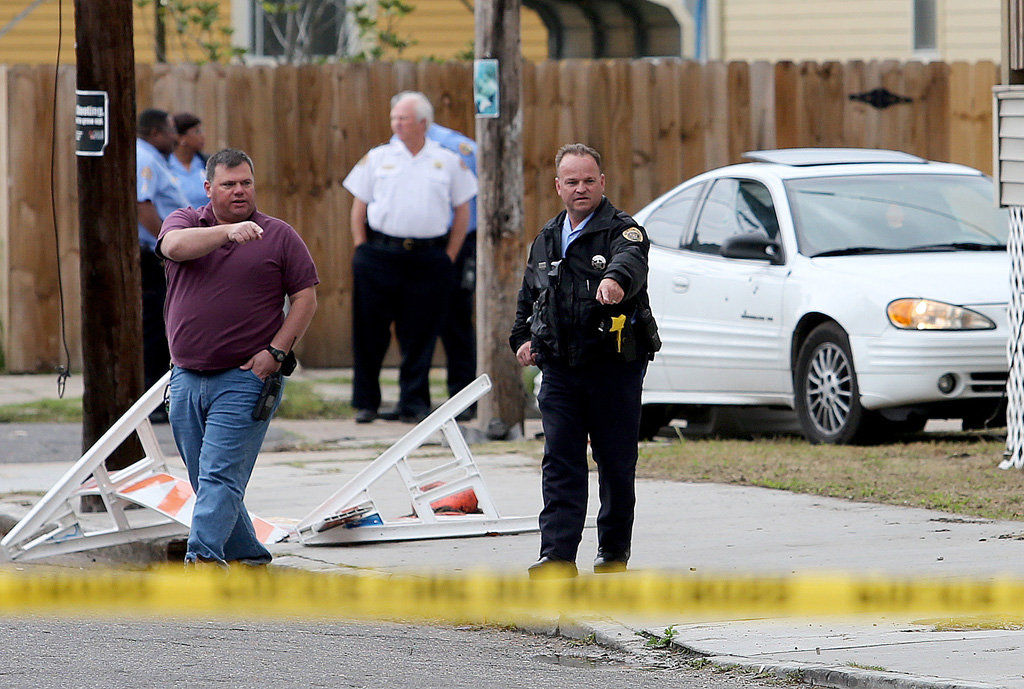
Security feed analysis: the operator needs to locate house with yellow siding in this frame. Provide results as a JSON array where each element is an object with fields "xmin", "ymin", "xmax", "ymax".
[
  {"xmin": 0, "ymin": 0, "xmax": 219, "ymax": 64},
  {"xmin": 0, "ymin": 0, "xmax": 1005, "ymax": 66}
]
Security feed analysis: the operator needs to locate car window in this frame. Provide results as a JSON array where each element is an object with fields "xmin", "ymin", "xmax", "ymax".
[
  {"xmin": 688, "ymin": 179, "xmax": 780, "ymax": 255},
  {"xmin": 784, "ymin": 174, "xmax": 1009, "ymax": 257},
  {"xmin": 643, "ymin": 182, "xmax": 705, "ymax": 249}
]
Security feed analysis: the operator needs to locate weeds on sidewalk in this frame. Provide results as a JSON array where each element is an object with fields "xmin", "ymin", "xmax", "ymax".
[{"xmin": 643, "ymin": 624, "xmax": 679, "ymax": 648}]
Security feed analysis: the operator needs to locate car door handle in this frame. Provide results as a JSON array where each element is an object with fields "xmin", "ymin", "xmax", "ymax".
[{"xmin": 672, "ymin": 276, "xmax": 690, "ymax": 293}]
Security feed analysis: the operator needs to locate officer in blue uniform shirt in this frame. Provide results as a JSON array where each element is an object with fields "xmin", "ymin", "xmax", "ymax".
[
  {"xmin": 136, "ymin": 108, "xmax": 187, "ymax": 398},
  {"xmin": 393, "ymin": 122, "xmax": 479, "ymax": 418}
]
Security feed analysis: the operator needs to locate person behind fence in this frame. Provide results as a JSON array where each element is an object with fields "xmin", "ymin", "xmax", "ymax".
[
  {"xmin": 157, "ymin": 148, "xmax": 319, "ymax": 566},
  {"xmin": 510, "ymin": 143, "xmax": 660, "ymax": 578},
  {"xmin": 343, "ymin": 91, "xmax": 477, "ymax": 425},
  {"xmin": 169, "ymin": 111, "xmax": 209, "ymax": 209},
  {"xmin": 392, "ymin": 120, "xmax": 479, "ymax": 421},
  {"xmin": 136, "ymin": 108, "xmax": 187, "ymax": 403}
]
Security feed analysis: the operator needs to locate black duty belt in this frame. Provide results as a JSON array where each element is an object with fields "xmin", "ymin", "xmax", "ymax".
[{"xmin": 367, "ymin": 229, "xmax": 448, "ymax": 251}]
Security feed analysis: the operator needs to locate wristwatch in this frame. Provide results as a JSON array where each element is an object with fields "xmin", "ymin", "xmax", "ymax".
[{"xmin": 265, "ymin": 345, "xmax": 287, "ymax": 363}]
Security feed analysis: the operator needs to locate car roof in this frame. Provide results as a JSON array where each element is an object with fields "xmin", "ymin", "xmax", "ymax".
[
  {"xmin": 743, "ymin": 148, "xmax": 927, "ymax": 166},
  {"xmin": 690, "ymin": 148, "xmax": 983, "ymax": 182}
]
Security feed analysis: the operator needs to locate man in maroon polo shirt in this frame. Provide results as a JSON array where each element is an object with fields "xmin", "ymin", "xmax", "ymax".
[{"xmin": 157, "ymin": 148, "xmax": 319, "ymax": 566}]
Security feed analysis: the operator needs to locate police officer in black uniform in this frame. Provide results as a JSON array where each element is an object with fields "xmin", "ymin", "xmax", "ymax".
[{"xmin": 510, "ymin": 143, "xmax": 660, "ymax": 578}]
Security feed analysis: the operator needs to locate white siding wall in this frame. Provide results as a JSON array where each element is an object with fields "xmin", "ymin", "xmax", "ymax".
[
  {"xmin": 720, "ymin": 0, "xmax": 999, "ymax": 63},
  {"xmin": 943, "ymin": 1, "xmax": 1001, "ymax": 61}
]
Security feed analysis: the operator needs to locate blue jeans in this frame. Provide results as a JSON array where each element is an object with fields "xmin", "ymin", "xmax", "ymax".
[{"xmin": 168, "ymin": 366, "xmax": 283, "ymax": 565}]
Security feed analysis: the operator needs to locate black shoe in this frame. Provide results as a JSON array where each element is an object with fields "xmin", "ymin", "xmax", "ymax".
[
  {"xmin": 148, "ymin": 408, "xmax": 169, "ymax": 424},
  {"xmin": 455, "ymin": 407, "xmax": 477, "ymax": 422},
  {"xmin": 354, "ymin": 409, "xmax": 377, "ymax": 424},
  {"xmin": 377, "ymin": 407, "xmax": 402, "ymax": 421},
  {"xmin": 528, "ymin": 556, "xmax": 578, "ymax": 579},
  {"xmin": 379, "ymin": 407, "xmax": 429, "ymax": 423},
  {"xmin": 593, "ymin": 550, "xmax": 629, "ymax": 574}
]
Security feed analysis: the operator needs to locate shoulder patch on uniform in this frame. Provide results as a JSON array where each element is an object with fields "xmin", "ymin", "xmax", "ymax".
[
  {"xmin": 458, "ymin": 142, "xmax": 473, "ymax": 156},
  {"xmin": 622, "ymin": 227, "xmax": 644, "ymax": 242},
  {"xmin": 141, "ymin": 166, "xmax": 153, "ymax": 180},
  {"xmin": 459, "ymin": 159, "xmax": 468, "ymax": 170}
]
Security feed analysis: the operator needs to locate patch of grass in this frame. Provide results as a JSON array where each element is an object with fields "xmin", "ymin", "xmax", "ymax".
[
  {"xmin": 0, "ymin": 397, "xmax": 83, "ymax": 423},
  {"xmin": 276, "ymin": 380, "xmax": 354, "ymax": 420},
  {"xmin": 846, "ymin": 663, "xmax": 889, "ymax": 672},
  {"xmin": 636, "ymin": 434, "xmax": 1024, "ymax": 521},
  {"xmin": 566, "ymin": 633, "xmax": 597, "ymax": 646},
  {"xmin": 916, "ymin": 616, "xmax": 1024, "ymax": 631}
]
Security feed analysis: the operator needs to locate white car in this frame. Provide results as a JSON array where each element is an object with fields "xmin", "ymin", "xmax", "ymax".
[{"xmin": 635, "ymin": 148, "xmax": 1010, "ymax": 444}]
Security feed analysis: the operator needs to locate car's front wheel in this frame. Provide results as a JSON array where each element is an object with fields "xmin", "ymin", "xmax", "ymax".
[{"xmin": 794, "ymin": 323, "xmax": 867, "ymax": 444}]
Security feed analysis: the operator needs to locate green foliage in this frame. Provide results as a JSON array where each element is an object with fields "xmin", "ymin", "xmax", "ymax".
[
  {"xmin": 0, "ymin": 397, "xmax": 83, "ymax": 423},
  {"xmin": 349, "ymin": 0, "xmax": 415, "ymax": 60},
  {"xmin": 644, "ymin": 624, "xmax": 679, "ymax": 648},
  {"xmin": 135, "ymin": 0, "xmax": 244, "ymax": 63},
  {"xmin": 275, "ymin": 380, "xmax": 354, "ymax": 419},
  {"xmin": 454, "ymin": 40, "xmax": 474, "ymax": 61}
]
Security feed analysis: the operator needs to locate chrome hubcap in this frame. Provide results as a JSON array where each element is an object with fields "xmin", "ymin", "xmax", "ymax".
[{"xmin": 805, "ymin": 343, "xmax": 853, "ymax": 435}]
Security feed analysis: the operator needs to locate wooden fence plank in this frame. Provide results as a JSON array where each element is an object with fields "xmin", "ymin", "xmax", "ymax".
[
  {"xmin": 704, "ymin": 61, "xmax": 729, "ymax": 170},
  {"xmin": 726, "ymin": 61, "xmax": 750, "ymax": 164},
  {"xmin": 680, "ymin": 60, "xmax": 707, "ymax": 181},
  {"xmin": 842, "ymin": 61, "xmax": 869, "ymax": 149},
  {"xmin": 924, "ymin": 60, "xmax": 951, "ymax": 162},
  {"xmin": 749, "ymin": 61, "xmax": 775, "ymax": 152},
  {"xmin": 630, "ymin": 59, "xmax": 656, "ymax": 210},
  {"xmin": 774, "ymin": 61, "xmax": 798, "ymax": 149}
]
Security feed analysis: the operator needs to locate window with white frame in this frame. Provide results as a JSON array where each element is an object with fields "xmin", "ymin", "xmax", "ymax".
[
  {"xmin": 913, "ymin": 0, "xmax": 937, "ymax": 52},
  {"xmin": 251, "ymin": 0, "xmax": 355, "ymax": 61}
]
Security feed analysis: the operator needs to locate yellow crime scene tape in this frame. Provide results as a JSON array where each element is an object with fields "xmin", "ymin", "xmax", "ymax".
[{"xmin": 3, "ymin": 567, "xmax": 1024, "ymax": 622}]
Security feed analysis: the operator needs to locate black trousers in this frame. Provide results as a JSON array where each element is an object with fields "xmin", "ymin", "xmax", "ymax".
[
  {"xmin": 140, "ymin": 248, "xmax": 170, "ymax": 389},
  {"xmin": 351, "ymin": 242, "xmax": 454, "ymax": 415},
  {"xmin": 536, "ymin": 357, "xmax": 646, "ymax": 562},
  {"xmin": 440, "ymin": 237, "xmax": 476, "ymax": 398}
]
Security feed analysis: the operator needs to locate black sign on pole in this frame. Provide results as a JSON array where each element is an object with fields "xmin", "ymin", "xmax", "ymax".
[{"xmin": 75, "ymin": 89, "xmax": 108, "ymax": 157}]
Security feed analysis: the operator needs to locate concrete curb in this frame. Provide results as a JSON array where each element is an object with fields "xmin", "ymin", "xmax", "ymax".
[{"xmin": 538, "ymin": 616, "xmax": 1005, "ymax": 689}]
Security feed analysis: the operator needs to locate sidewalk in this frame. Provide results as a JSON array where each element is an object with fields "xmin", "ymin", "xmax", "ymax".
[{"xmin": 2, "ymin": 371, "xmax": 1024, "ymax": 689}]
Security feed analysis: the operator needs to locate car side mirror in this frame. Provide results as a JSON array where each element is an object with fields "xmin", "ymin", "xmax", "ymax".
[{"xmin": 720, "ymin": 232, "xmax": 784, "ymax": 265}]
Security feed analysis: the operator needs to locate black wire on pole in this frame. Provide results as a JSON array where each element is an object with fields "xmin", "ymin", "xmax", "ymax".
[{"xmin": 51, "ymin": 0, "xmax": 72, "ymax": 399}]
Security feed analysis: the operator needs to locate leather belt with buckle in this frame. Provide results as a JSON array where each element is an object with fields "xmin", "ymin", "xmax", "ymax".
[{"xmin": 366, "ymin": 229, "xmax": 449, "ymax": 251}]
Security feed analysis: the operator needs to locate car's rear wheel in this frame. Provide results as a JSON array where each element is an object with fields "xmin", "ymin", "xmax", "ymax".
[{"xmin": 794, "ymin": 323, "xmax": 867, "ymax": 444}]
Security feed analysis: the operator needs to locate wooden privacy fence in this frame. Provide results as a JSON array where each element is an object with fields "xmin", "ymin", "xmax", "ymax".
[{"xmin": 0, "ymin": 59, "xmax": 999, "ymax": 372}]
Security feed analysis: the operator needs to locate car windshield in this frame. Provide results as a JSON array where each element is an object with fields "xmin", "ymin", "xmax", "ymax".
[{"xmin": 784, "ymin": 174, "xmax": 1009, "ymax": 257}]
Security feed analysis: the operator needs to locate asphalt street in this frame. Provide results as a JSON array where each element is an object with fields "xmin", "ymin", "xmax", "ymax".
[{"xmin": 0, "ymin": 617, "xmax": 779, "ymax": 689}]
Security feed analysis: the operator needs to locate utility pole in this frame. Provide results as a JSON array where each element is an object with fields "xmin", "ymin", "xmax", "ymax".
[
  {"xmin": 475, "ymin": 0, "xmax": 526, "ymax": 438},
  {"xmin": 75, "ymin": 0, "xmax": 144, "ymax": 469}
]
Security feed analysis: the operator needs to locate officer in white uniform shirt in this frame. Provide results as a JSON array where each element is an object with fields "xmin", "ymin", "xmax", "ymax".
[{"xmin": 343, "ymin": 91, "xmax": 477, "ymax": 424}]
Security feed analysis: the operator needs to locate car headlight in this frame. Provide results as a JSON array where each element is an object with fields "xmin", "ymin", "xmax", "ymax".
[{"xmin": 886, "ymin": 299, "xmax": 995, "ymax": 330}]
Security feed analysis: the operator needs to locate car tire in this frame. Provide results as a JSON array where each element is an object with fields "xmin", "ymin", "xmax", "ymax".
[{"xmin": 794, "ymin": 322, "xmax": 867, "ymax": 444}]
